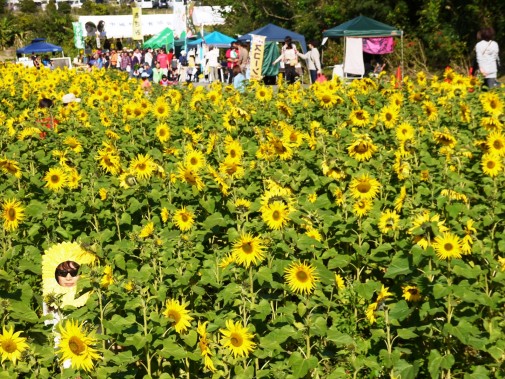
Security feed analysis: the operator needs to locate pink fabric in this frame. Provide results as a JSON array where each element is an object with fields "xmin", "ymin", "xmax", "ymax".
[{"xmin": 363, "ymin": 37, "xmax": 394, "ymax": 54}]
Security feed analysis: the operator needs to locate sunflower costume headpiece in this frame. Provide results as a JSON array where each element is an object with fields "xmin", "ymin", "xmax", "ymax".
[{"xmin": 42, "ymin": 242, "xmax": 97, "ymax": 308}]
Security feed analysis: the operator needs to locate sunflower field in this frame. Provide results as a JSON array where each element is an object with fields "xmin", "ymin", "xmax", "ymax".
[{"xmin": 1, "ymin": 64, "xmax": 505, "ymax": 379}]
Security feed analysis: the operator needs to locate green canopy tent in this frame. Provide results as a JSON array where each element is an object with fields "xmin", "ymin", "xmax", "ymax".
[
  {"xmin": 143, "ymin": 27, "xmax": 174, "ymax": 50},
  {"xmin": 322, "ymin": 15, "xmax": 404, "ymax": 79}
]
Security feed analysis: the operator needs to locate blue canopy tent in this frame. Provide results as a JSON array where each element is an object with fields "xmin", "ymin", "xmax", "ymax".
[
  {"xmin": 17, "ymin": 38, "xmax": 64, "ymax": 56},
  {"xmin": 187, "ymin": 31, "xmax": 235, "ymax": 48},
  {"xmin": 238, "ymin": 23, "xmax": 307, "ymax": 53}
]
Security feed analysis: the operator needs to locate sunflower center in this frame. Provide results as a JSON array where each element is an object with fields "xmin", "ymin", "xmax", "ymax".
[
  {"xmin": 159, "ymin": 129, "xmax": 166, "ymax": 137},
  {"xmin": 2, "ymin": 339, "xmax": 17, "ymax": 353},
  {"xmin": 230, "ymin": 333, "xmax": 243, "ymax": 347},
  {"xmin": 166, "ymin": 311, "xmax": 181, "ymax": 324},
  {"xmin": 51, "ymin": 175, "xmax": 60, "ymax": 184},
  {"xmin": 137, "ymin": 163, "xmax": 146, "ymax": 171},
  {"xmin": 68, "ymin": 336, "xmax": 86, "ymax": 355},
  {"xmin": 242, "ymin": 242, "xmax": 253, "ymax": 254},
  {"xmin": 444, "ymin": 243, "xmax": 453, "ymax": 251},
  {"xmin": 493, "ymin": 140, "xmax": 503, "ymax": 150},
  {"xmin": 355, "ymin": 111, "xmax": 365, "ymax": 120},
  {"xmin": 355, "ymin": 143, "xmax": 368, "ymax": 153},
  {"xmin": 487, "ymin": 161, "xmax": 496, "ymax": 169},
  {"xmin": 181, "ymin": 214, "xmax": 189, "ymax": 222},
  {"xmin": 490, "ymin": 100, "xmax": 497, "ymax": 109},
  {"xmin": 357, "ymin": 182, "xmax": 371, "ymax": 193},
  {"xmin": 386, "ymin": 113, "xmax": 393, "ymax": 121},
  {"xmin": 272, "ymin": 210, "xmax": 281, "ymax": 220},
  {"xmin": 296, "ymin": 270, "xmax": 309, "ymax": 282},
  {"xmin": 6, "ymin": 207, "xmax": 16, "ymax": 220},
  {"xmin": 230, "ymin": 150, "xmax": 237, "ymax": 158},
  {"xmin": 190, "ymin": 157, "xmax": 198, "ymax": 165}
]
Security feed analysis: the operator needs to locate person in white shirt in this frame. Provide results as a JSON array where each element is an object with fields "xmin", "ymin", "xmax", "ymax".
[
  {"xmin": 144, "ymin": 48, "xmax": 153, "ymax": 67},
  {"xmin": 297, "ymin": 40, "xmax": 322, "ymax": 84},
  {"xmin": 476, "ymin": 27, "xmax": 500, "ymax": 89},
  {"xmin": 206, "ymin": 46, "xmax": 221, "ymax": 82}
]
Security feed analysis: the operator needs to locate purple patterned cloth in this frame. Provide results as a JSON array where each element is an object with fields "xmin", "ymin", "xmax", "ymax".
[{"xmin": 362, "ymin": 37, "xmax": 394, "ymax": 54}]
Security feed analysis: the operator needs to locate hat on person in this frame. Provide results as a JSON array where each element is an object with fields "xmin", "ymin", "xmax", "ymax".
[
  {"xmin": 180, "ymin": 50, "xmax": 187, "ymax": 56},
  {"xmin": 62, "ymin": 93, "xmax": 81, "ymax": 104},
  {"xmin": 141, "ymin": 72, "xmax": 149, "ymax": 78}
]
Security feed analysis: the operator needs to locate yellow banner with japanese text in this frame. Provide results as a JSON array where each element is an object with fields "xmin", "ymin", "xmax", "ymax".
[
  {"xmin": 249, "ymin": 35, "xmax": 266, "ymax": 81},
  {"xmin": 132, "ymin": 7, "xmax": 142, "ymax": 41}
]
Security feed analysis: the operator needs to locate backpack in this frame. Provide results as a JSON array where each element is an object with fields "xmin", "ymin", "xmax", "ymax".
[
  {"xmin": 171, "ymin": 58, "xmax": 178, "ymax": 70},
  {"xmin": 179, "ymin": 55, "xmax": 188, "ymax": 67}
]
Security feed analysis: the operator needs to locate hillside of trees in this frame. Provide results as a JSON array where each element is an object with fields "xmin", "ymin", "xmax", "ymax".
[{"xmin": 1, "ymin": 0, "xmax": 504, "ymax": 73}]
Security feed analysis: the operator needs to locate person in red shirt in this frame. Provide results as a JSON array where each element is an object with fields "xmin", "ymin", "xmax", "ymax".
[
  {"xmin": 167, "ymin": 48, "xmax": 175, "ymax": 80},
  {"xmin": 156, "ymin": 48, "xmax": 169, "ymax": 76},
  {"xmin": 38, "ymin": 98, "xmax": 59, "ymax": 139}
]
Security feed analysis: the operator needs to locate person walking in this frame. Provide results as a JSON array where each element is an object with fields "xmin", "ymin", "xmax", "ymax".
[
  {"xmin": 297, "ymin": 40, "xmax": 322, "ymax": 84},
  {"xmin": 476, "ymin": 26, "xmax": 500, "ymax": 89}
]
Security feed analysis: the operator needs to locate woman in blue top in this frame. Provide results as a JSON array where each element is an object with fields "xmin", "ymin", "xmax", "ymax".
[{"xmin": 232, "ymin": 65, "xmax": 246, "ymax": 92}]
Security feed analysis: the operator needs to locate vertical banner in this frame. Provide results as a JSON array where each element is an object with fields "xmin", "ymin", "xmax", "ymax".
[
  {"xmin": 249, "ymin": 34, "xmax": 266, "ymax": 81},
  {"xmin": 132, "ymin": 7, "xmax": 142, "ymax": 41},
  {"xmin": 72, "ymin": 22, "xmax": 85, "ymax": 49}
]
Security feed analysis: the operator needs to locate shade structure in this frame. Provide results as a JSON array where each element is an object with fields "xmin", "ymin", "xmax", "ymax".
[
  {"xmin": 322, "ymin": 15, "xmax": 402, "ymax": 37},
  {"xmin": 143, "ymin": 27, "xmax": 174, "ymax": 49},
  {"xmin": 17, "ymin": 38, "xmax": 63, "ymax": 55},
  {"xmin": 187, "ymin": 31, "xmax": 235, "ymax": 48},
  {"xmin": 238, "ymin": 23, "xmax": 307, "ymax": 53}
]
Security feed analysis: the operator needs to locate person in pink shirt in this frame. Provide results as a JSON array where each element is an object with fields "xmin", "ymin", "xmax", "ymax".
[{"xmin": 156, "ymin": 48, "xmax": 169, "ymax": 76}]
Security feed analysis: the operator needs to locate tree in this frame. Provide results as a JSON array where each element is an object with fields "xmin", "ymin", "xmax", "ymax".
[
  {"xmin": 18, "ymin": 0, "xmax": 38, "ymax": 13},
  {"xmin": 0, "ymin": 16, "xmax": 16, "ymax": 49}
]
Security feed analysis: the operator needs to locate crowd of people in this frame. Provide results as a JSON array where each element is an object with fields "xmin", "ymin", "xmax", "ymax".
[{"xmin": 70, "ymin": 36, "xmax": 326, "ymax": 90}]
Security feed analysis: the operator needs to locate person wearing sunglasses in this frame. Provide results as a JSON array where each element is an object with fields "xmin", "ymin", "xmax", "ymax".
[{"xmin": 55, "ymin": 261, "xmax": 80, "ymax": 287}]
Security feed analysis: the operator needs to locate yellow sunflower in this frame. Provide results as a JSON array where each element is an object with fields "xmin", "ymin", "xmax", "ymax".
[
  {"xmin": 152, "ymin": 99, "xmax": 170, "ymax": 118},
  {"xmin": 349, "ymin": 109, "xmax": 370, "ymax": 127},
  {"xmin": 178, "ymin": 163, "xmax": 205, "ymax": 191},
  {"xmin": 255, "ymin": 86, "xmax": 273, "ymax": 102},
  {"xmin": 486, "ymin": 131, "xmax": 505, "ymax": 157},
  {"xmin": 480, "ymin": 91, "xmax": 503, "ymax": 116},
  {"xmin": 44, "ymin": 167, "xmax": 68, "ymax": 191},
  {"xmin": 347, "ymin": 135, "xmax": 377, "ymax": 162},
  {"xmin": 96, "ymin": 151, "xmax": 121, "ymax": 175},
  {"xmin": 161, "ymin": 207, "xmax": 170, "ymax": 223},
  {"xmin": 63, "ymin": 136, "xmax": 83, "ymax": 153},
  {"xmin": 2, "ymin": 198, "xmax": 24, "ymax": 231},
  {"xmin": 173, "ymin": 207, "xmax": 195, "ymax": 231},
  {"xmin": 335, "ymin": 274, "xmax": 345, "ymax": 290},
  {"xmin": 232, "ymin": 233, "xmax": 265, "ymax": 268},
  {"xmin": 318, "ymin": 91, "xmax": 339, "ymax": 108},
  {"xmin": 184, "ymin": 149, "xmax": 206, "ymax": 171},
  {"xmin": 378, "ymin": 210, "xmax": 400, "ymax": 234},
  {"xmin": 402, "ymin": 285, "xmax": 422, "ymax": 302},
  {"xmin": 353, "ymin": 199, "xmax": 373, "ymax": 217},
  {"xmin": 349, "ymin": 173, "xmax": 381, "ymax": 200},
  {"xmin": 139, "ymin": 222, "xmax": 154, "ymax": 238},
  {"xmin": 261, "ymin": 201, "xmax": 290, "ymax": 230},
  {"xmin": 100, "ymin": 265, "xmax": 114, "ymax": 288},
  {"xmin": 433, "ymin": 232, "xmax": 462, "ymax": 260},
  {"xmin": 321, "ymin": 161, "xmax": 346, "ymax": 180},
  {"xmin": 57, "ymin": 319, "xmax": 100, "ymax": 372},
  {"xmin": 422, "ymin": 101, "xmax": 438, "ymax": 122},
  {"xmin": 220, "ymin": 320, "xmax": 256, "ymax": 358},
  {"xmin": 379, "ymin": 104, "xmax": 399, "ymax": 128},
  {"xmin": 284, "ymin": 261, "xmax": 318, "ymax": 295},
  {"xmin": 481, "ymin": 154, "xmax": 502, "ymax": 177},
  {"xmin": 433, "ymin": 129, "xmax": 457, "ymax": 148},
  {"xmin": 0, "ymin": 158, "xmax": 22, "ymax": 178},
  {"xmin": 130, "ymin": 153, "xmax": 156, "ymax": 180},
  {"xmin": 219, "ymin": 157, "xmax": 244, "ymax": 179},
  {"xmin": 224, "ymin": 137, "xmax": 244, "ymax": 160},
  {"xmin": 42, "ymin": 242, "xmax": 96, "ymax": 308},
  {"xmin": 156, "ymin": 123, "xmax": 171, "ymax": 143},
  {"xmin": 395, "ymin": 122, "xmax": 415, "ymax": 141},
  {"xmin": 409, "ymin": 211, "xmax": 448, "ymax": 249},
  {"xmin": 0, "ymin": 326, "xmax": 29, "ymax": 365},
  {"xmin": 162, "ymin": 299, "xmax": 193, "ymax": 334}
]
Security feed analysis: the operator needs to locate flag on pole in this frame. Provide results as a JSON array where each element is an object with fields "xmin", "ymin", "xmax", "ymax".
[
  {"xmin": 250, "ymin": 35, "xmax": 266, "ymax": 81},
  {"xmin": 72, "ymin": 22, "xmax": 85, "ymax": 49},
  {"xmin": 132, "ymin": 7, "xmax": 143, "ymax": 41}
]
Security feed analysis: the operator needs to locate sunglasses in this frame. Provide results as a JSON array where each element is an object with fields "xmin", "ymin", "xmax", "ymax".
[{"xmin": 56, "ymin": 269, "xmax": 79, "ymax": 277}]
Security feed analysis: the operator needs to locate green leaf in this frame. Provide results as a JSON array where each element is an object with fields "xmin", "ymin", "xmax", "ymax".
[
  {"xmin": 202, "ymin": 212, "xmax": 227, "ymax": 229},
  {"xmin": 384, "ymin": 253, "xmax": 411, "ymax": 278},
  {"xmin": 396, "ymin": 327, "xmax": 418, "ymax": 340},
  {"xmin": 120, "ymin": 212, "xmax": 132, "ymax": 225},
  {"xmin": 289, "ymin": 352, "xmax": 318, "ymax": 378},
  {"xmin": 182, "ymin": 329, "xmax": 197, "ymax": 347},
  {"xmin": 388, "ymin": 300, "xmax": 411, "ymax": 322},
  {"xmin": 256, "ymin": 266, "xmax": 273, "ymax": 285},
  {"xmin": 25, "ymin": 200, "xmax": 48, "ymax": 218},
  {"xmin": 326, "ymin": 328, "xmax": 354, "ymax": 346}
]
